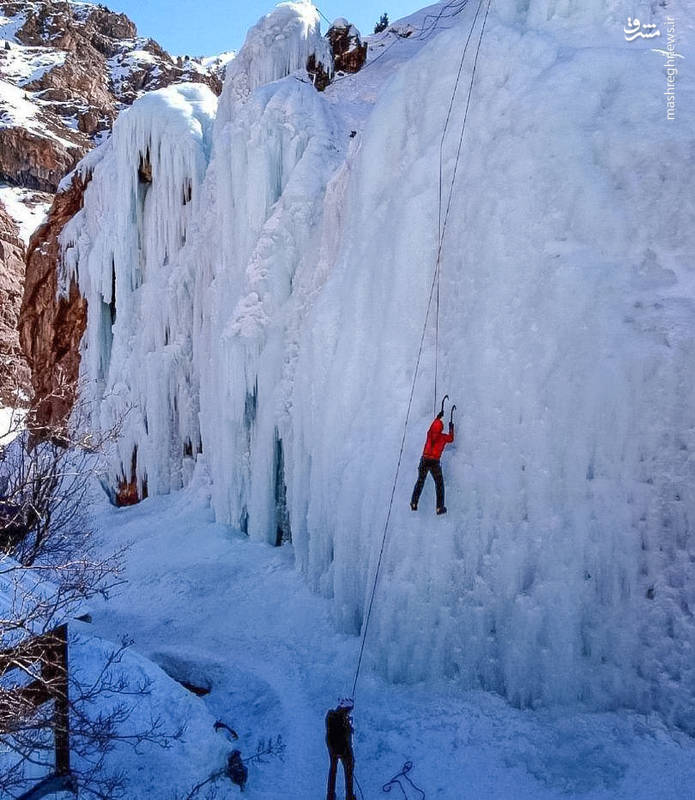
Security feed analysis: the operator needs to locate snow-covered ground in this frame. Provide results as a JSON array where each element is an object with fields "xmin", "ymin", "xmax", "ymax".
[{"xmin": 86, "ymin": 472, "xmax": 695, "ymax": 799}]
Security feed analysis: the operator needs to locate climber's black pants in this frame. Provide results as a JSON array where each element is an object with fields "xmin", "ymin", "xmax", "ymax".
[
  {"xmin": 327, "ymin": 749, "xmax": 354, "ymax": 800},
  {"xmin": 411, "ymin": 457, "xmax": 444, "ymax": 509}
]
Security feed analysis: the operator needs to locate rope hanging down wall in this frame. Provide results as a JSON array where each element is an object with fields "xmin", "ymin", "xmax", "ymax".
[
  {"xmin": 315, "ymin": 1, "xmax": 471, "ymax": 86},
  {"xmin": 350, "ymin": 0, "xmax": 494, "ymax": 702}
]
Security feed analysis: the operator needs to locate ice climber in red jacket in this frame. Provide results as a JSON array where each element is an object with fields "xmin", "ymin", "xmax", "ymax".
[{"xmin": 410, "ymin": 410, "xmax": 454, "ymax": 515}]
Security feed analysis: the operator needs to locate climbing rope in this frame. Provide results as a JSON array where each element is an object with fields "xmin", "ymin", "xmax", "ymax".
[
  {"xmin": 417, "ymin": 1, "xmax": 470, "ymax": 41},
  {"xmin": 317, "ymin": 0, "xmax": 470, "ymax": 43},
  {"xmin": 350, "ymin": 0, "xmax": 494, "ymax": 702},
  {"xmin": 383, "ymin": 761, "xmax": 426, "ymax": 799},
  {"xmin": 316, "ymin": 1, "xmax": 471, "ymax": 88},
  {"xmin": 434, "ymin": 0, "xmax": 489, "ymax": 411}
]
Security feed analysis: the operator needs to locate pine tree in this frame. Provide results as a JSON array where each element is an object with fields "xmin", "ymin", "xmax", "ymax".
[{"xmin": 374, "ymin": 12, "xmax": 389, "ymax": 34}]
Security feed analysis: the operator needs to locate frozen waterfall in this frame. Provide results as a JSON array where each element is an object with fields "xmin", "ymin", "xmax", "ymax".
[{"xmin": 61, "ymin": 1, "xmax": 695, "ymax": 730}]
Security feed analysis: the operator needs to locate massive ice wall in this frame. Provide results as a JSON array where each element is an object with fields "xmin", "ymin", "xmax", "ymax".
[
  {"xmin": 190, "ymin": 0, "xmax": 341, "ymax": 541},
  {"xmin": 58, "ymin": 0, "xmax": 336, "ymax": 503},
  {"xmin": 195, "ymin": 71, "xmax": 343, "ymax": 542},
  {"xmin": 63, "ymin": 0, "xmax": 695, "ymax": 728},
  {"xmin": 289, "ymin": 7, "xmax": 695, "ymax": 725}
]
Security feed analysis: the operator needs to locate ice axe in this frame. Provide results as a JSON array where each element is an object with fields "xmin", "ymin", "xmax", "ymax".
[
  {"xmin": 438, "ymin": 394, "xmax": 449, "ymax": 418},
  {"xmin": 449, "ymin": 404, "xmax": 456, "ymax": 427}
]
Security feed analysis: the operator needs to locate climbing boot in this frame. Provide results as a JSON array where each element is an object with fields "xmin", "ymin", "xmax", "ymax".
[
  {"xmin": 410, "ymin": 501, "xmax": 418, "ymax": 511},
  {"xmin": 436, "ymin": 506, "xmax": 447, "ymax": 515}
]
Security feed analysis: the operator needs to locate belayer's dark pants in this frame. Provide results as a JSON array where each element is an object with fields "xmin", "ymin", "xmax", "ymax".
[
  {"xmin": 327, "ymin": 749, "xmax": 354, "ymax": 800},
  {"xmin": 411, "ymin": 457, "xmax": 445, "ymax": 509}
]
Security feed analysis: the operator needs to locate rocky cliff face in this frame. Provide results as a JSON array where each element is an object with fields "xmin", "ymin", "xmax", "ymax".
[
  {"xmin": 326, "ymin": 19, "xmax": 367, "ymax": 74},
  {"xmin": 0, "ymin": 200, "xmax": 28, "ymax": 405},
  {"xmin": 1, "ymin": 0, "xmax": 224, "ymax": 407},
  {"xmin": 0, "ymin": 0, "xmax": 222, "ymax": 193},
  {"xmin": 19, "ymin": 169, "xmax": 88, "ymax": 427}
]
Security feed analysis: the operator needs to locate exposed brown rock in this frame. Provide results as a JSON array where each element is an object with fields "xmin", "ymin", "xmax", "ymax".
[
  {"xmin": 327, "ymin": 21, "xmax": 367, "ymax": 74},
  {"xmin": 77, "ymin": 108, "xmax": 102, "ymax": 135},
  {"xmin": 115, "ymin": 446, "xmax": 147, "ymax": 506},
  {"xmin": 83, "ymin": 6, "xmax": 137, "ymax": 47},
  {"xmin": 138, "ymin": 149, "xmax": 152, "ymax": 183},
  {"xmin": 306, "ymin": 53, "xmax": 332, "ymax": 92},
  {"xmin": 12, "ymin": 2, "xmax": 136, "ymax": 51},
  {"xmin": 19, "ymin": 170, "xmax": 90, "ymax": 428},
  {"xmin": 23, "ymin": 45, "xmax": 115, "ymax": 116},
  {"xmin": 116, "ymin": 477, "xmax": 140, "ymax": 507},
  {"xmin": 0, "ymin": 201, "xmax": 30, "ymax": 405},
  {"xmin": 0, "ymin": 124, "xmax": 88, "ymax": 193}
]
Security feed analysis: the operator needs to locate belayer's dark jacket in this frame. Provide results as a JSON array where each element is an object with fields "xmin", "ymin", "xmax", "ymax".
[{"xmin": 325, "ymin": 708, "xmax": 353, "ymax": 755}]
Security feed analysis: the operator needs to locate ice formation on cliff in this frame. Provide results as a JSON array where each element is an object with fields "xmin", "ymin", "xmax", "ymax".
[
  {"xmin": 220, "ymin": 0, "xmax": 332, "ymax": 106},
  {"xmin": 61, "ymin": 0, "xmax": 695, "ymax": 729},
  {"xmin": 61, "ymin": 83, "xmax": 216, "ymax": 496}
]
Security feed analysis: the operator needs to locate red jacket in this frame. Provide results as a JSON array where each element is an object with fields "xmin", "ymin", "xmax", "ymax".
[{"xmin": 422, "ymin": 417, "xmax": 454, "ymax": 460}]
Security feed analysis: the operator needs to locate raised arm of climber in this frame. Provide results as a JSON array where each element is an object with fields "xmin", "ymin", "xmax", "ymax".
[{"xmin": 423, "ymin": 413, "xmax": 454, "ymax": 459}]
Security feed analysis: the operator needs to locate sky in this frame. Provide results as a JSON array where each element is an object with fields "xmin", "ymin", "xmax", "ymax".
[{"xmin": 92, "ymin": 1, "xmax": 427, "ymax": 57}]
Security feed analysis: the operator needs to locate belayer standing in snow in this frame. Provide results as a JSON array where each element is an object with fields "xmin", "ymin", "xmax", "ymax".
[
  {"xmin": 410, "ymin": 400, "xmax": 455, "ymax": 515},
  {"xmin": 325, "ymin": 697, "xmax": 355, "ymax": 800}
]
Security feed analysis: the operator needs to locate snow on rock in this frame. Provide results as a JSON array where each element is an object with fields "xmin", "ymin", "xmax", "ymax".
[
  {"xmin": 0, "ymin": 9, "xmax": 26, "ymax": 43},
  {"xmin": 0, "ymin": 76, "xmax": 74, "ymax": 147},
  {"xmin": 198, "ymin": 49, "xmax": 237, "ymax": 82},
  {"xmin": 0, "ymin": 42, "xmax": 66, "ymax": 87},
  {"xmin": 64, "ymin": 1, "xmax": 695, "ymax": 730},
  {"xmin": 327, "ymin": 18, "xmax": 367, "ymax": 74},
  {"xmin": 66, "ymin": 628, "xmax": 229, "ymax": 798},
  {"xmin": 0, "ymin": 182, "xmax": 50, "ymax": 243},
  {"xmin": 0, "ymin": 0, "xmax": 223, "ymax": 195}
]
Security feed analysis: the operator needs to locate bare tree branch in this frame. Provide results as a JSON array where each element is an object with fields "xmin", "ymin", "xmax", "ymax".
[{"xmin": 0, "ymin": 383, "xmax": 178, "ymax": 798}]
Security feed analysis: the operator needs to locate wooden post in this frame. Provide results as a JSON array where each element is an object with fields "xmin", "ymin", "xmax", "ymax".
[
  {"xmin": 45, "ymin": 624, "xmax": 70, "ymax": 776},
  {"xmin": 0, "ymin": 624, "xmax": 75, "ymax": 795}
]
